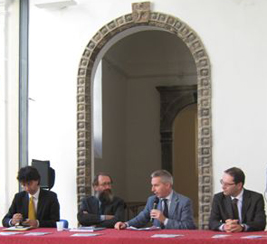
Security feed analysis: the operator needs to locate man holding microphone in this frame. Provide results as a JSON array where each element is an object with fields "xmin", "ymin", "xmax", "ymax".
[{"xmin": 115, "ymin": 169, "xmax": 195, "ymax": 230}]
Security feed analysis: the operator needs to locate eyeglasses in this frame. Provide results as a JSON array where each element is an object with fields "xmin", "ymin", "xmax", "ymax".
[
  {"xmin": 98, "ymin": 182, "xmax": 112, "ymax": 187},
  {"xmin": 220, "ymin": 179, "xmax": 236, "ymax": 187}
]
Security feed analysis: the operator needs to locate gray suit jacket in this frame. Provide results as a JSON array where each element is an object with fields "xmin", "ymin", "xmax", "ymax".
[
  {"xmin": 209, "ymin": 189, "xmax": 266, "ymax": 231},
  {"xmin": 128, "ymin": 191, "xmax": 196, "ymax": 229}
]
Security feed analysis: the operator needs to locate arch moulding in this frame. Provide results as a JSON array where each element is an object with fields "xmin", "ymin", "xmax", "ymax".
[{"xmin": 77, "ymin": 5, "xmax": 212, "ymax": 229}]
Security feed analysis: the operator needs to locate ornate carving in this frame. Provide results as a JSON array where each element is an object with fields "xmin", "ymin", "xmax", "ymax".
[
  {"xmin": 77, "ymin": 9, "xmax": 212, "ymax": 229},
  {"xmin": 132, "ymin": 2, "xmax": 150, "ymax": 23}
]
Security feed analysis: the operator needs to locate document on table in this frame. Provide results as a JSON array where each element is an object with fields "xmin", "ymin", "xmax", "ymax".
[
  {"xmin": 69, "ymin": 227, "xmax": 106, "ymax": 232},
  {"xmin": 151, "ymin": 234, "xmax": 184, "ymax": 238},
  {"xmin": 241, "ymin": 235, "xmax": 266, "ymax": 239},
  {"xmin": 0, "ymin": 232, "xmax": 22, "ymax": 235},
  {"xmin": 24, "ymin": 232, "xmax": 51, "ymax": 236},
  {"xmin": 71, "ymin": 233, "xmax": 102, "ymax": 237},
  {"xmin": 127, "ymin": 226, "xmax": 160, "ymax": 231},
  {"xmin": 212, "ymin": 234, "xmax": 231, "ymax": 238},
  {"xmin": 3, "ymin": 226, "xmax": 33, "ymax": 231}
]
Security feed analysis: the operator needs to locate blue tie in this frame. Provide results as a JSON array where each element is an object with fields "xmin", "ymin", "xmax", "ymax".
[{"xmin": 163, "ymin": 199, "xmax": 169, "ymax": 218}]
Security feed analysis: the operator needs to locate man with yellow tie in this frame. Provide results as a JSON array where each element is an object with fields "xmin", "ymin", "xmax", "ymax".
[{"xmin": 2, "ymin": 166, "xmax": 60, "ymax": 228}]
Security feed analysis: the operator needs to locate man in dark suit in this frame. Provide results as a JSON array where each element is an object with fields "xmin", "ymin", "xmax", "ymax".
[
  {"xmin": 115, "ymin": 169, "xmax": 196, "ymax": 230},
  {"xmin": 2, "ymin": 166, "xmax": 60, "ymax": 228},
  {"xmin": 209, "ymin": 167, "xmax": 266, "ymax": 232},
  {"xmin": 77, "ymin": 173, "xmax": 125, "ymax": 228}
]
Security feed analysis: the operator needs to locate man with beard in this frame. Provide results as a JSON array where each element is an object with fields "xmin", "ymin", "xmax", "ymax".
[
  {"xmin": 209, "ymin": 167, "xmax": 266, "ymax": 232},
  {"xmin": 77, "ymin": 173, "xmax": 125, "ymax": 228}
]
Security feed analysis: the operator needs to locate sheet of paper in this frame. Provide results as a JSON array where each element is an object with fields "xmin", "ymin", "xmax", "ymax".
[
  {"xmin": 71, "ymin": 233, "xmax": 102, "ymax": 237},
  {"xmin": 0, "ymin": 232, "xmax": 21, "ymax": 235},
  {"xmin": 24, "ymin": 232, "xmax": 51, "ymax": 236},
  {"xmin": 127, "ymin": 226, "xmax": 160, "ymax": 231},
  {"xmin": 212, "ymin": 234, "xmax": 231, "ymax": 238},
  {"xmin": 3, "ymin": 226, "xmax": 33, "ymax": 231},
  {"xmin": 69, "ymin": 227, "xmax": 105, "ymax": 232},
  {"xmin": 69, "ymin": 228, "xmax": 93, "ymax": 232},
  {"xmin": 151, "ymin": 234, "xmax": 183, "ymax": 238},
  {"xmin": 241, "ymin": 235, "xmax": 265, "ymax": 239}
]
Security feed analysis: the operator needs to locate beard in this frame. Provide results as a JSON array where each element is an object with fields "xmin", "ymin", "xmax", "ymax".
[{"xmin": 96, "ymin": 189, "xmax": 114, "ymax": 204}]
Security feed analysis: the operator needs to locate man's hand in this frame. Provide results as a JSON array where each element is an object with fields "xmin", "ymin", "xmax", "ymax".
[
  {"xmin": 11, "ymin": 213, "xmax": 23, "ymax": 226},
  {"xmin": 150, "ymin": 209, "xmax": 166, "ymax": 223},
  {"xmin": 224, "ymin": 219, "xmax": 243, "ymax": 233},
  {"xmin": 22, "ymin": 219, "xmax": 38, "ymax": 228},
  {"xmin": 114, "ymin": 221, "xmax": 127, "ymax": 230}
]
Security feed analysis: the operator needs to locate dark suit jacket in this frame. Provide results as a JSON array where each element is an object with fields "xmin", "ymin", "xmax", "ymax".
[
  {"xmin": 77, "ymin": 196, "xmax": 125, "ymax": 228},
  {"xmin": 2, "ymin": 188, "xmax": 60, "ymax": 228},
  {"xmin": 128, "ymin": 191, "xmax": 196, "ymax": 229},
  {"xmin": 209, "ymin": 189, "xmax": 266, "ymax": 231}
]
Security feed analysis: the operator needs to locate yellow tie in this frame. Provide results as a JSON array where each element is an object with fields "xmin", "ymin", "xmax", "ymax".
[{"xmin": 28, "ymin": 196, "xmax": 36, "ymax": 220}]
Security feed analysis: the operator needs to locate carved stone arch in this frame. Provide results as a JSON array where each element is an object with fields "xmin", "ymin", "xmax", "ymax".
[{"xmin": 77, "ymin": 9, "xmax": 212, "ymax": 229}]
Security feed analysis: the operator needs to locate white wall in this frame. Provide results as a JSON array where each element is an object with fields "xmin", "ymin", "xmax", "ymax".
[
  {"xmin": 0, "ymin": 0, "xmax": 20, "ymax": 223},
  {"xmin": 94, "ymin": 59, "xmax": 127, "ymax": 198},
  {"xmin": 23, "ymin": 0, "xmax": 267, "ymax": 227}
]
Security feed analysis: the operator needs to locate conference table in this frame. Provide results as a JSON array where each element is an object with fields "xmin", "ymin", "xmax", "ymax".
[{"xmin": 1, "ymin": 227, "xmax": 267, "ymax": 244}]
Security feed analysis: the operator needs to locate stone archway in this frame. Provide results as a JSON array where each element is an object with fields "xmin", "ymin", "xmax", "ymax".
[{"xmin": 77, "ymin": 3, "xmax": 212, "ymax": 229}]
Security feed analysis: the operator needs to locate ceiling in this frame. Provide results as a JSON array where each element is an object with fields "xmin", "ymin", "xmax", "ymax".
[{"xmin": 104, "ymin": 30, "xmax": 197, "ymax": 83}]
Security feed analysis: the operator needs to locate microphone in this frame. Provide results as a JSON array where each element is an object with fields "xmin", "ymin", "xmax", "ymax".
[{"xmin": 150, "ymin": 197, "xmax": 159, "ymax": 222}]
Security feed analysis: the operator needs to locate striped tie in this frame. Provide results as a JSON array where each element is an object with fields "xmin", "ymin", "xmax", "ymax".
[{"xmin": 28, "ymin": 196, "xmax": 36, "ymax": 220}]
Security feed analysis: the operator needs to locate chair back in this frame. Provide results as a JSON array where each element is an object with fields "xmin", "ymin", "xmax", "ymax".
[{"xmin": 32, "ymin": 159, "xmax": 55, "ymax": 190}]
